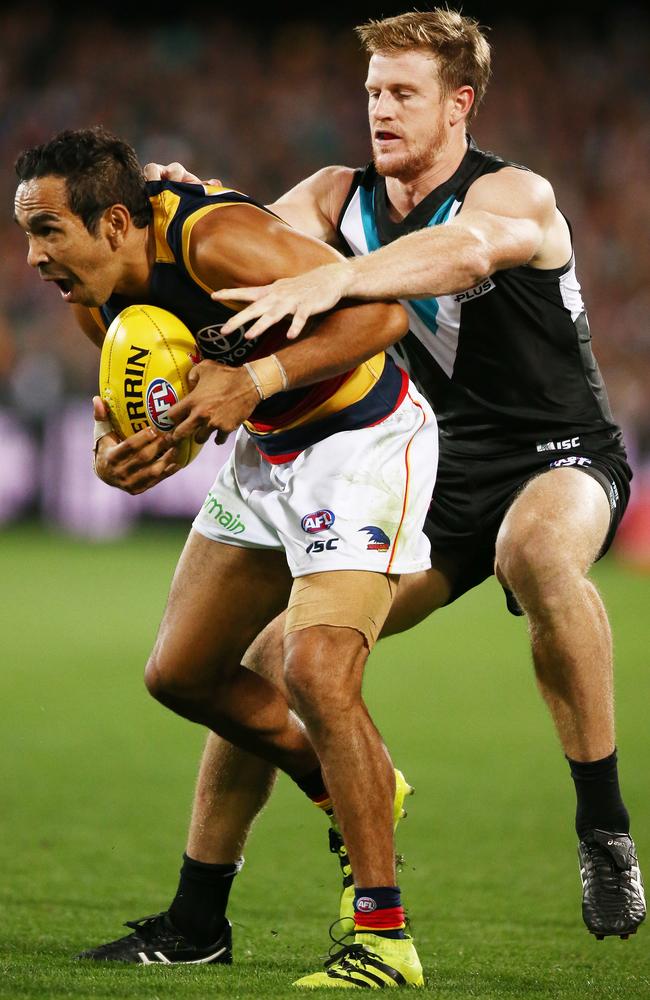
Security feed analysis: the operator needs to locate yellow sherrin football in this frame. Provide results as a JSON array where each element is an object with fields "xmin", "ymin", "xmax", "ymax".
[{"xmin": 99, "ymin": 304, "xmax": 203, "ymax": 467}]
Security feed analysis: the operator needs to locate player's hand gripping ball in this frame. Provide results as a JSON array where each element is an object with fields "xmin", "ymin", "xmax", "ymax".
[{"xmin": 99, "ymin": 305, "xmax": 203, "ymax": 466}]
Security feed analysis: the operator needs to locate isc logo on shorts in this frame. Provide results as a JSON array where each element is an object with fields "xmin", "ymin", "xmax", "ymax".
[
  {"xmin": 146, "ymin": 378, "xmax": 178, "ymax": 430},
  {"xmin": 548, "ymin": 455, "xmax": 592, "ymax": 469},
  {"xmin": 301, "ymin": 509, "xmax": 336, "ymax": 533}
]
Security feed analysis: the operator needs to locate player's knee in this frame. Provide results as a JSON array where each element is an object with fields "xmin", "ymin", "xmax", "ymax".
[
  {"xmin": 144, "ymin": 651, "xmax": 180, "ymax": 702},
  {"xmin": 144, "ymin": 649, "xmax": 209, "ymax": 709},
  {"xmin": 284, "ymin": 628, "xmax": 363, "ymax": 720},
  {"xmin": 496, "ymin": 517, "xmax": 581, "ymax": 609}
]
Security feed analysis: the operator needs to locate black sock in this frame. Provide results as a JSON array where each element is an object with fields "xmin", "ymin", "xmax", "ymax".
[
  {"xmin": 568, "ymin": 749, "xmax": 630, "ymax": 839},
  {"xmin": 168, "ymin": 853, "xmax": 241, "ymax": 945},
  {"xmin": 293, "ymin": 766, "xmax": 328, "ymax": 803}
]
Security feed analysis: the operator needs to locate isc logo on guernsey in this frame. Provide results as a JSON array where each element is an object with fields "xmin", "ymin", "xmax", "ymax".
[{"xmin": 301, "ymin": 509, "xmax": 335, "ymax": 533}]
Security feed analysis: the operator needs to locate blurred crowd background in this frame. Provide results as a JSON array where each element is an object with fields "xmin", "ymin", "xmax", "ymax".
[{"xmin": 1, "ymin": 3, "xmax": 649, "ymax": 559}]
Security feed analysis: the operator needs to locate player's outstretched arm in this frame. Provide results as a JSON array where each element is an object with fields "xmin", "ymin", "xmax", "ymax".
[
  {"xmin": 214, "ymin": 168, "xmax": 569, "ymax": 341},
  {"xmin": 166, "ymin": 203, "xmax": 408, "ymax": 443}
]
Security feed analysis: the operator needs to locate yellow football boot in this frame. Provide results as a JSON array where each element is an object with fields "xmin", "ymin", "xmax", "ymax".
[{"xmin": 293, "ymin": 933, "xmax": 424, "ymax": 989}]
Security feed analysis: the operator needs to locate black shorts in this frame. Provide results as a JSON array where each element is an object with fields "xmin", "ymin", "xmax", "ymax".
[{"xmin": 424, "ymin": 442, "xmax": 632, "ymax": 610}]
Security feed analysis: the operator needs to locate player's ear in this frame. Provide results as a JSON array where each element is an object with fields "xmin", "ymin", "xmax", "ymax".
[
  {"xmin": 103, "ymin": 204, "xmax": 131, "ymax": 248},
  {"xmin": 449, "ymin": 85, "xmax": 474, "ymax": 125}
]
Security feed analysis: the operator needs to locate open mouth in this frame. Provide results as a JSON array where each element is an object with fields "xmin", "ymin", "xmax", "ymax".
[
  {"xmin": 46, "ymin": 276, "xmax": 75, "ymax": 300},
  {"xmin": 375, "ymin": 131, "xmax": 401, "ymax": 142}
]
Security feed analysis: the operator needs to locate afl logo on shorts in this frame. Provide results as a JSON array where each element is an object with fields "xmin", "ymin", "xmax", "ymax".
[
  {"xmin": 356, "ymin": 897, "xmax": 377, "ymax": 912},
  {"xmin": 301, "ymin": 509, "xmax": 336, "ymax": 534},
  {"xmin": 146, "ymin": 378, "xmax": 178, "ymax": 430}
]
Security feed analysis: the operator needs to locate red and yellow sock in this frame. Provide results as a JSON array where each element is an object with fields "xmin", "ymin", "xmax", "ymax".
[{"xmin": 354, "ymin": 887, "xmax": 406, "ymax": 939}]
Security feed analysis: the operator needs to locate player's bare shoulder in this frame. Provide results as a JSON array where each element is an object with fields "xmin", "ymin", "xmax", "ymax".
[
  {"xmin": 269, "ymin": 165, "xmax": 356, "ymax": 246},
  {"xmin": 464, "ymin": 166, "xmax": 572, "ymax": 269},
  {"xmin": 187, "ymin": 196, "xmax": 343, "ymax": 291},
  {"xmin": 187, "ymin": 201, "xmax": 290, "ymax": 290}
]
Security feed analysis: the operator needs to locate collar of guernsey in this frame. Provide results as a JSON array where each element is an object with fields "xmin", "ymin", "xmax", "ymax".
[{"xmin": 98, "ymin": 179, "xmax": 408, "ymax": 464}]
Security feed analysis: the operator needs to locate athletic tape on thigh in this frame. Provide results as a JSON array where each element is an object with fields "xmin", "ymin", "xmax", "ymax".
[{"xmin": 284, "ymin": 571, "xmax": 399, "ymax": 649}]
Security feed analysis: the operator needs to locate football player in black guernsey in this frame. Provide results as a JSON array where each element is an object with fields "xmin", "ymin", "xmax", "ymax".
[{"xmin": 81, "ymin": 6, "xmax": 644, "ymax": 970}]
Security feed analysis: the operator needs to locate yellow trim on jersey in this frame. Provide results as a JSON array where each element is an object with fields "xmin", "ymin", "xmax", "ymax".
[
  {"xmin": 89, "ymin": 307, "xmax": 107, "ymax": 333},
  {"xmin": 202, "ymin": 184, "xmax": 243, "ymax": 197},
  {"xmin": 244, "ymin": 352, "xmax": 386, "ymax": 436},
  {"xmin": 180, "ymin": 201, "xmax": 256, "ymax": 295},
  {"xmin": 150, "ymin": 190, "xmax": 181, "ymax": 264}
]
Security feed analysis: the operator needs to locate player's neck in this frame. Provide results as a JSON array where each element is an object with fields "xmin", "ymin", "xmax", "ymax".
[
  {"xmin": 384, "ymin": 133, "xmax": 468, "ymax": 221},
  {"xmin": 112, "ymin": 225, "xmax": 156, "ymax": 299}
]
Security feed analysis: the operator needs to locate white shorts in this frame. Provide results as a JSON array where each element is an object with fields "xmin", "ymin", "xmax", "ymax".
[{"xmin": 193, "ymin": 385, "xmax": 438, "ymax": 578}]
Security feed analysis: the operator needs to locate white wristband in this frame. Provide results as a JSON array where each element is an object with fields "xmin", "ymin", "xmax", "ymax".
[{"xmin": 244, "ymin": 354, "xmax": 290, "ymax": 401}]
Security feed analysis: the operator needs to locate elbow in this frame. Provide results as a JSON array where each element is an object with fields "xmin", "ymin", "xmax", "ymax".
[{"xmin": 464, "ymin": 235, "xmax": 494, "ymax": 287}]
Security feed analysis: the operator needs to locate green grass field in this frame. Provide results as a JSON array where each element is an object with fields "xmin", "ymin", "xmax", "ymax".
[{"xmin": 1, "ymin": 523, "xmax": 648, "ymax": 999}]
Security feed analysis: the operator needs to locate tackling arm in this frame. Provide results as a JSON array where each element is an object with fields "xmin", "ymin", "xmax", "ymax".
[
  {"xmin": 166, "ymin": 203, "xmax": 408, "ymax": 442},
  {"xmin": 214, "ymin": 168, "xmax": 571, "ymax": 340}
]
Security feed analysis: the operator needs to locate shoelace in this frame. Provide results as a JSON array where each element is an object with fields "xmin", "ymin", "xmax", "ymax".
[
  {"xmin": 583, "ymin": 842, "xmax": 630, "ymax": 880},
  {"xmin": 324, "ymin": 941, "xmax": 377, "ymax": 973},
  {"xmin": 327, "ymin": 917, "xmax": 356, "ymax": 953},
  {"xmin": 124, "ymin": 912, "xmax": 170, "ymax": 939}
]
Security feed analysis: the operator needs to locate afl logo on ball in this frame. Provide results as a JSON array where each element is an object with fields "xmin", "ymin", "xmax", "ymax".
[
  {"xmin": 301, "ymin": 509, "xmax": 336, "ymax": 534},
  {"xmin": 356, "ymin": 897, "xmax": 377, "ymax": 912},
  {"xmin": 146, "ymin": 378, "xmax": 179, "ymax": 430}
]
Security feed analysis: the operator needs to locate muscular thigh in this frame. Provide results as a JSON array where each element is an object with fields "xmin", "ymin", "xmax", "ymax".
[
  {"xmin": 152, "ymin": 529, "xmax": 292, "ymax": 681},
  {"xmin": 242, "ymin": 611, "xmax": 290, "ymax": 698},
  {"xmin": 241, "ymin": 561, "xmax": 452, "ymax": 694},
  {"xmin": 380, "ymin": 563, "xmax": 453, "ymax": 637},
  {"xmin": 495, "ymin": 467, "xmax": 612, "ymax": 581}
]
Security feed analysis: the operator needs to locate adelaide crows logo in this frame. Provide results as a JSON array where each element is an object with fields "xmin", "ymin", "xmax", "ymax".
[{"xmin": 359, "ymin": 526, "xmax": 391, "ymax": 552}]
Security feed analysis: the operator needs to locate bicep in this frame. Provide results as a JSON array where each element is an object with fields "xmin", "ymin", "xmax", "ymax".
[
  {"xmin": 456, "ymin": 168, "xmax": 558, "ymax": 270},
  {"xmin": 190, "ymin": 203, "xmax": 345, "ymax": 290}
]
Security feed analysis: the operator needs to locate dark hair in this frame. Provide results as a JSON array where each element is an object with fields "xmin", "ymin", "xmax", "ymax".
[{"xmin": 15, "ymin": 126, "xmax": 152, "ymax": 233}]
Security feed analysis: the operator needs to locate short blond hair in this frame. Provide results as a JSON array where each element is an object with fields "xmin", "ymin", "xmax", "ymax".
[{"xmin": 356, "ymin": 8, "xmax": 491, "ymax": 121}]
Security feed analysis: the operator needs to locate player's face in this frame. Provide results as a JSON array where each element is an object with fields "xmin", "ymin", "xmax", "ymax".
[
  {"xmin": 14, "ymin": 176, "xmax": 119, "ymax": 307},
  {"xmin": 365, "ymin": 50, "xmax": 450, "ymax": 181}
]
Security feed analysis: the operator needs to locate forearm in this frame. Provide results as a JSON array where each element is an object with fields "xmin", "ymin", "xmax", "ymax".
[
  {"xmin": 274, "ymin": 302, "xmax": 407, "ymax": 389},
  {"xmin": 335, "ymin": 224, "xmax": 492, "ymax": 301},
  {"xmin": 168, "ymin": 302, "xmax": 408, "ymax": 441}
]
